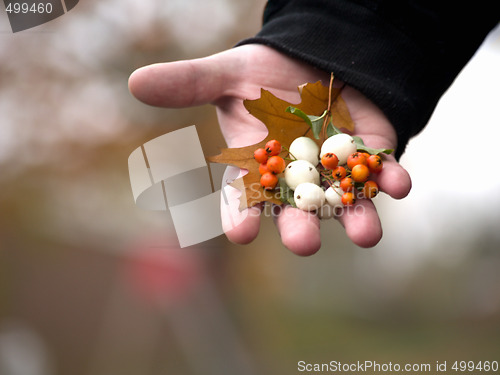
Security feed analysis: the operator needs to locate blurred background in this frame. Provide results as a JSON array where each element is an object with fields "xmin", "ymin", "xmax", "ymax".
[{"xmin": 0, "ymin": 1, "xmax": 499, "ymax": 374}]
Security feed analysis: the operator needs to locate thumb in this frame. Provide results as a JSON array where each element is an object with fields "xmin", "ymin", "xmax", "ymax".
[{"xmin": 128, "ymin": 52, "xmax": 231, "ymax": 108}]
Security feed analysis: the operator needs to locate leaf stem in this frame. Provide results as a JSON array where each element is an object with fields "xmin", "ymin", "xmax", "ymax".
[
  {"xmin": 327, "ymin": 72, "xmax": 334, "ymax": 113},
  {"xmin": 320, "ymin": 73, "xmax": 335, "ymax": 142}
]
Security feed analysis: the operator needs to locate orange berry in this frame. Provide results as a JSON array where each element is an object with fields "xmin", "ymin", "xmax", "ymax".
[
  {"xmin": 260, "ymin": 172, "xmax": 278, "ymax": 190},
  {"xmin": 361, "ymin": 180, "xmax": 379, "ymax": 199},
  {"xmin": 351, "ymin": 164, "xmax": 370, "ymax": 182},
  {"xmin": 340, "ymin": 177, "xmax": 354, "ymax": 192},
  {"xmin": 267, "ymin": 155, "xmax": 286, "ymax": 174},
  {"xmin": 347, "ymin": 152, "xmax": 368, "ymax": 169},
  {"xmin": 331, "ymin": 166, "xmax": 347, "ymax": 180},
  {"xmin": 341, "ymin": 191, "xmax": 356, "ymax": 206},
  {"xmin": 367, "ymin": 154, "xmax": 383, "ymax": 173},
  {"xmin": 254, "ymin": 148, "xmax": 268, "ymax": 164},
  {"xmin": 265, "ymin": 139, "xmax": 282, "ymax": 156},
  {"xmin": 259, "ymin": 162, "xmax": 270, "ymax": 175},
  {"xmin": 321, "ymin": 152, "xmax": 339, "ymax": 170}
]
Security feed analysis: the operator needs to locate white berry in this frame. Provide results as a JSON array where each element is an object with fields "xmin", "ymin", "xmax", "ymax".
[
  {"xmin": 294, "ymin": 183, "xmax": 325, "ymax": 212},
  {"xmin": 317, "ymin": 186, "xmax": 344, "ymax": 219},
  {"xmin": 289, "ymin": 136, "xmax": 319, "ymax": 166},
  {"xmin": 320, "ymin": 133, "xmax": 357, "ymax": 165},
  {"xmin": 324, "ymin": 186, "xmax": 344, "ymax": 208},
  {"xmin": 284, "ymin": 160, "xmax": 320, "ymax": 190}
]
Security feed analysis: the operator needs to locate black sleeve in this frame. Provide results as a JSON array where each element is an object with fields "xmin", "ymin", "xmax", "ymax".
[{"xmin": 237, "ymin": 0, "xmax": 498, "ymax": 159}]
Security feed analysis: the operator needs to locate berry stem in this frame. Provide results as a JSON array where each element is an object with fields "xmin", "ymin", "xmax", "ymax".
[
  {"xmin": 320, "ymin": 170, "xmax": 337, "ymax": 189},
  {"xmin": 282, "ymin": 145, "xmax": 298, "ymax": 161}
]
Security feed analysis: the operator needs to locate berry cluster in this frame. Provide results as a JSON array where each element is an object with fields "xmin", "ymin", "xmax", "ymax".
[
  {"xmin": 254, "ymin": 133, "xmax": 385, "ymax": 215},
  {"xmin": 254, "ymin": 139, "xmax": 286, "ymax": 190},
  {"xmin": 320, "ymin": 148, "xmax": 382, "ymax": 207}
]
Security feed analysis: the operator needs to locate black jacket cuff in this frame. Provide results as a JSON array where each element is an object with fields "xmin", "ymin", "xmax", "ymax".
[{"xmin": 238, "ymin": 0, "xmax": 498, "ymax": 159}]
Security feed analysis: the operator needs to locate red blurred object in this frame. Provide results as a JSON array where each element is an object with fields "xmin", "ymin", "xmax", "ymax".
[{"xmin": 122, "ymin": 236, "xmax": 206, "ymax": 305}]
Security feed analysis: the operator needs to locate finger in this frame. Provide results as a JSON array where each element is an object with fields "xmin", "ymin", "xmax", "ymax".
[
  {"xmin": 373, "ymin": 156, "xmax": 412, "ymax": 199},
  {"xmin": 273, "ymin": 205, "xmax": 322, "ymax": 256},
  {"xmin": 336, "ymin": 199, "xmax": 382, "ymax": 248},
  {"xmin": 128, "ymin": 51, "xmax": 233, "ymax": 108},
  {"xmin": 223, "ymin": 202, "xmax": 263, "ymax": 245},
  {"xmin": 220, "ymin": 167, "xmax": 262, "ymax": 245}
]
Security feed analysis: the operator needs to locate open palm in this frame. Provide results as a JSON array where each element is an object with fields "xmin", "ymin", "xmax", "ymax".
[{"xmin": 129, "ymin": 44, "xmax": 411, "ymax": 255}]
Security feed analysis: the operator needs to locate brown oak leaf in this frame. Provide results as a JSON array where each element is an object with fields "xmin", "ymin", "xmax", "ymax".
[{"xmin": 207, "ymin": 80, "xmax": 354, "ymax": 210}]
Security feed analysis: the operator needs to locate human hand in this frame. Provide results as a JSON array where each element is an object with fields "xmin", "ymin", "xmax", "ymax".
[{"xmin": 128, "ymin": 44, "xmax": 411, "ymax": 255}]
